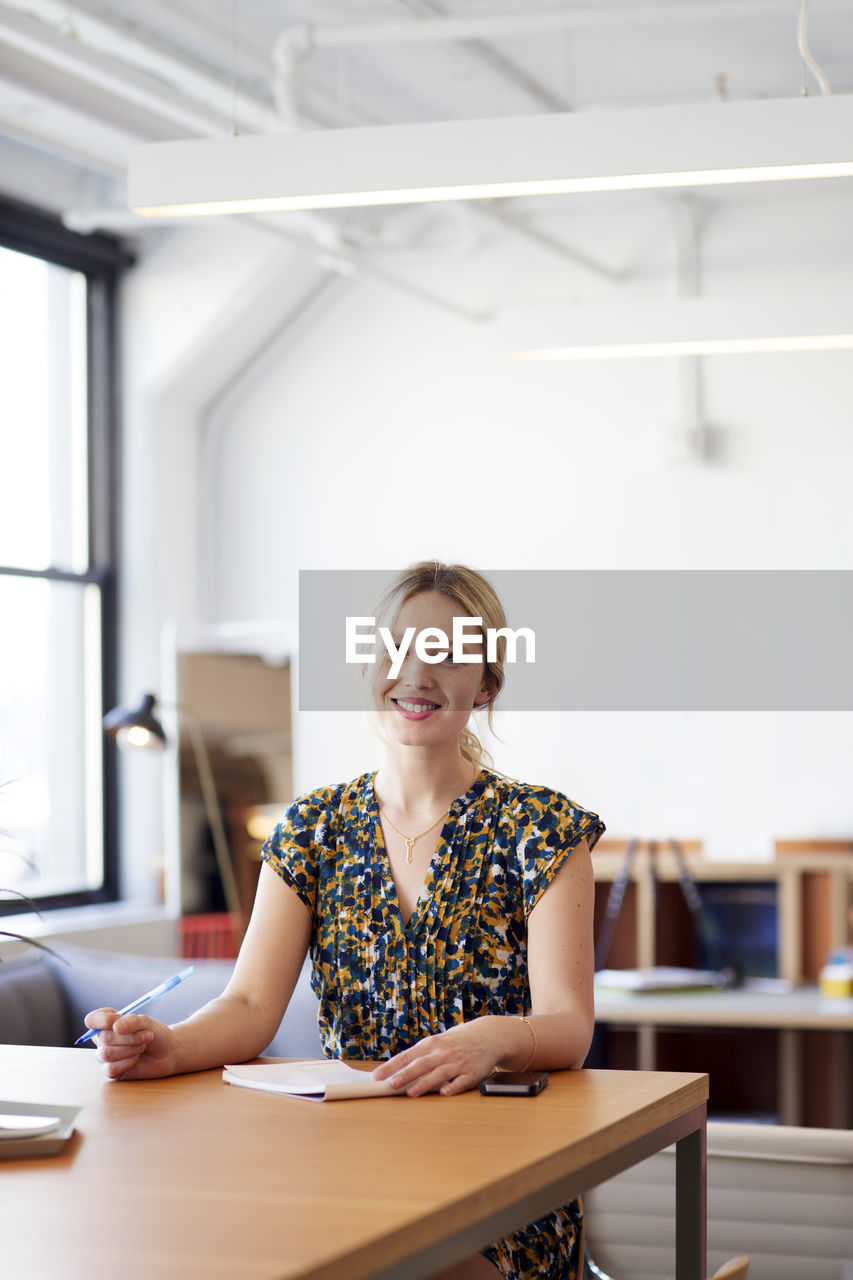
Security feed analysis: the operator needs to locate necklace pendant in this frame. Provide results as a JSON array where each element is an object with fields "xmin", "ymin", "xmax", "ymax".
[{"xmin": 405, "ymin": 838, "xmax": 415, "ymax": 864}]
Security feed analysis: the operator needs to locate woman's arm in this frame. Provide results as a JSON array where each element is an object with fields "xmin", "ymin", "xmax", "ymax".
[
  {"xmin": 373, "ymin": 838, "xmax": 596, "ymax": 1096},
  {"xmin": 86, "ymin": 864, "xmax": 312, "ymax": 1080},
  {"xmin": 516, "ymin": 834, "xmax": 596, "ymax": 1069}
]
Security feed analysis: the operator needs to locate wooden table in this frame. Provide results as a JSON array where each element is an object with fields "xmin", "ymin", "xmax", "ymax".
[
  {"xmin": 0, "ymin": 1046, "xmax": 708, "ymax": 1280},
  {"xmin": 594, "ymin": 985, "xmax": 853, "ymax": 1126}
]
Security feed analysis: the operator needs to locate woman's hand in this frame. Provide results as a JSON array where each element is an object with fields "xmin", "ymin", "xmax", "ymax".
[
  {"xmin": 372, "ymin": 1017, "xmax": 506, "ymax": 1097},
  {"xmin": 84, "ymin": 1008, "xmax": 177, "ymax": 1081}
]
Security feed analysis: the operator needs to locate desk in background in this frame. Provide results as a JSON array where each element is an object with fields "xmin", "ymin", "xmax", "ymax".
[
  {"xmin": 594, "ymin": 985, "xmax": 853, "ymax": 1127},
  {"xmin": 0, "ymin": 1045, "xmax": 708, "ymax": 1280}
]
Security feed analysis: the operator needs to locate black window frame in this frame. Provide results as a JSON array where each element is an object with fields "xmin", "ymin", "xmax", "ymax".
[{"xmin": 0, "ymin": 195, "xmax": 134, "ymax": 915}]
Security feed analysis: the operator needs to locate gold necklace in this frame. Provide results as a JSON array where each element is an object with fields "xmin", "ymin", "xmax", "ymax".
[{"xmin": 379, "ymin": 806, "xmax": 448, "ymax": 864}]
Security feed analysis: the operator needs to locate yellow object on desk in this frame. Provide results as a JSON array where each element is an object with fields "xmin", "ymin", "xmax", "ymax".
[{"xmin": 819, "ymin": 962, "xmax": 853, "ymax": 998}]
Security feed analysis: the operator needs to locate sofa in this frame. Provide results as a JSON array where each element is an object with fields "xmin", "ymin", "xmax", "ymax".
[{"xmin": 0, "ymin": 941, "xmax": 324, "ymax": 1058}]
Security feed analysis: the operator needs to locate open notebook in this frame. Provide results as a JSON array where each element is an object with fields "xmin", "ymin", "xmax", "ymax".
[{"xmin": 223, "ymin": 1059, "xmax": 406, "ymax": 1102}]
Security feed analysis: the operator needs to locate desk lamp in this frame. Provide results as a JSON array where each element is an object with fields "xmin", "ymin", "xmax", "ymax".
[{"xmin": 104, "ymin": 693, "xmax": 243, "ymax": 935}]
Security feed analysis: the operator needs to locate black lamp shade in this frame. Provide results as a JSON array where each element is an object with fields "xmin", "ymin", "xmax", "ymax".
[{"xmin": 103, "ymin": 692, "xmax": 167, "ymax": 746}]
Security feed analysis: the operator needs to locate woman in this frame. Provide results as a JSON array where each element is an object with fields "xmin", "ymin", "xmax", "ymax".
[{"xmin": 86, "ymin": 561, "xmax": 604, "ymax": 1280}]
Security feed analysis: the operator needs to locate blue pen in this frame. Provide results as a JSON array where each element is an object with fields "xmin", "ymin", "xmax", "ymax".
[{"xmin": 75, "ymin": 965, "xmax": 195, "ymax": 1046}]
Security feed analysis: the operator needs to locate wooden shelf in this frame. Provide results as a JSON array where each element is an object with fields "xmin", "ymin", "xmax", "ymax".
[
  {"xmin": 592, "ymin": 845, "xmax": 853, "ymax": 983},
  {"xmin": 591, "ymin": 844, "xmax": 853, "ymax": 1126}
]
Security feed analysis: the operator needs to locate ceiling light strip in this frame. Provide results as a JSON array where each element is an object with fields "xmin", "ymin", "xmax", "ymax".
[
  {"xmin": 509, "ymin": 334, "xmax": 853, "ymax": 360},
  {"xmin": 129, "ymin": 95, "xmax": 853, "ymax": 218},
  {"xmin": 499, "ymin": 295, "xmax": 853, "ymax": 360}
]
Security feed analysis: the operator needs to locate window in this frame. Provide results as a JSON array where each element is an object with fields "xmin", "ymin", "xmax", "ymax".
[{"xmin": 0, "ymin": 198, "xmax": 130, "ymax": 914}]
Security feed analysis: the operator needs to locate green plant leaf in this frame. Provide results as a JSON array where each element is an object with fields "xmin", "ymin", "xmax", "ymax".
[{"xmin": 0, "ymin": 931, "xmax": 68, "ymax": 963}]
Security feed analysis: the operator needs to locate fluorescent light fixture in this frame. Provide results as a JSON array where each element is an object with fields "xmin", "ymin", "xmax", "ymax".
[
  {"xmin": 500, "ymin": 296, "xmax": 853, "ymax": 361},
  {"xmin": 128, "ymin": 95, "xmax": 853, "ymax": 218}
]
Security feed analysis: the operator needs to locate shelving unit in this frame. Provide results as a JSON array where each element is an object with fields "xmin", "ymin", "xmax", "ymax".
[
  {"xmin": 591, "ymin": 841, "xmax": 853, "ymax": 1127},
  {"xmin": 592, "ymin": 842, "xmax": 852, "ymax": 983}
]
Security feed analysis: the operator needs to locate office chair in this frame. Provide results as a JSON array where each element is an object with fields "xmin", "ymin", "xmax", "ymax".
[
  {"xmin": 582, "ymin": 1248, "xmax": 615, "ymax": 1279},
  {"xmin": 581, "ymin": 1250, "xmax": 749, "ymax": 1279}
]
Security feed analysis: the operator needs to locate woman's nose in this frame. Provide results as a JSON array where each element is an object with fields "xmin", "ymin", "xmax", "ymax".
[{"xmin": 401, "ymin": 651, "xmax": 437, "ymax": 686}]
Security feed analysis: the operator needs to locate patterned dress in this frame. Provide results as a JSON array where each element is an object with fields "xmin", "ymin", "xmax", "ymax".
[{"xmin": 260, "ymin": 766, "xmax": 604, "ymax": 1280}]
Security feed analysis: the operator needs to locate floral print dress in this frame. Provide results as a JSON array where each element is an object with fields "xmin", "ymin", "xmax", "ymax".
[{"xmin": 261, "ymin": 767, "xmax": 604, "ymax": 1280}]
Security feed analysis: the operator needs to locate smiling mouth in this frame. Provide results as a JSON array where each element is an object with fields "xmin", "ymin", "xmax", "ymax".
[{"xmin": 392, "ymin": 699, "xmax": 440, "ymax": 713}]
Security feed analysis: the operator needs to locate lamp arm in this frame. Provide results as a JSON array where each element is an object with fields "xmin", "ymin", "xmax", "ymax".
[{"xmin": 179, "ymin": 706, "xmax": 245, "ymax": 938}]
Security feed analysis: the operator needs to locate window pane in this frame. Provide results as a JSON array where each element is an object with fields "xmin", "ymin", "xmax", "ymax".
[
  {"xmin": 0, "ymin": 576, "xmax": 103, "ymax": 899},
  {"xmin": 0, "ymin": 246, "xmax": 88, "ymax": 573}
]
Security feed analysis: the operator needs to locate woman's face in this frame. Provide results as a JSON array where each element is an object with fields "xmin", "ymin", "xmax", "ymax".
[{"xmin": 372, "ymin": 589, "xmax": 492, "ymax": 751}]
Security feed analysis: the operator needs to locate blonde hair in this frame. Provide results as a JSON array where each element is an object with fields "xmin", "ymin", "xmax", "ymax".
[{"xmin": 374, "ymin": 561, "xmax": 507, "ymax": 771}]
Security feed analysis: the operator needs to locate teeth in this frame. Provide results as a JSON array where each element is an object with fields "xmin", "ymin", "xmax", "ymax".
[{"xmin": 397, "ymin": 700, "xmax": 437, "ymax": 713}]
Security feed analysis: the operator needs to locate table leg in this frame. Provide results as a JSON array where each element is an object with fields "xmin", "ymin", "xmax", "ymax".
[
  {"xmin": 779, "ymin": 1029, "xmax": 800, "ymax": 1125},
  {"xmin": 675, "ymin": 1119, "xmax": 707, "ymax": 1280},
  {"xmin": 831, "ymin": 1031, "xmax": 852, "ymax": 1128},
  {"xmin": 637, "ymin": 1025, "xmax": 656, "ymax": 1071}
]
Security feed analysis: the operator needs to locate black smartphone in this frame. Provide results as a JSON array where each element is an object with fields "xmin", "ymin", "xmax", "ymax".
[{"xmin": 479, "ymin": 1071, "xmax": 549, "ymax": 1096}]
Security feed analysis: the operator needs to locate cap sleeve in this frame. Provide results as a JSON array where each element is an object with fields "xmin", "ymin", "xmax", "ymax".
[
  {"xmin": 260, "ymin": 787, "xmax": 339, "ymax": 917},
  {"xmin": 513, "ymin": 787, "xmax": 605, "ymax": 918}
]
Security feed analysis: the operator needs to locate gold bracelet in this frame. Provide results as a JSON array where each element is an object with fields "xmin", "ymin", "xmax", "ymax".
[{"xmin": 518, "ymin": 1015, "xmax": 537, "ymax": 1073}]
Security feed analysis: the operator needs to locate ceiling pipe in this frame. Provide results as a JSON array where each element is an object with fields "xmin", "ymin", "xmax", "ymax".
[
  {"xmin": 388, "ymin": 0, "xmax": 568, "ymax": 113},
  {"xmin": 271, "ymin": 0, "xmax": 847, "ymax": 51},
  {"xmin": 270, "ymin": 24, "xmax": 313, "ymax": 130},
  {"xmin": 0, "ymin": 0, "xmax": 282, "ymax": 135},
  {"xmin": 476, "ymin": 202, "xmax": 624, "ymax": 284},
  {"xmin": 270, "ymin": 37, "xmax": 619, "ymax": 284},
  {"xmin": 667, "ymin": 194, "xmax": 718, "ymax": 464},
  {"xmin": 243, "ymin": 215, "xmax": 491, "ymax": 324}
]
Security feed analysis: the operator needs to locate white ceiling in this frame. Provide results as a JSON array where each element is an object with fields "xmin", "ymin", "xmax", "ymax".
[
  {"xmin": 2, "ymin": 1, "xmax": 852, "ymax": 216},
  {"xmin": 1, "ymin": 0, "xmax": 851, "ymax": 325}
]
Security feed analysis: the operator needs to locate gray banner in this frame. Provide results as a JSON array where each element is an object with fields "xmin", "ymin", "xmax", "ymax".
[{"xmin": 298, "ymin": 569, "xmax": 853, "ymax": 711}]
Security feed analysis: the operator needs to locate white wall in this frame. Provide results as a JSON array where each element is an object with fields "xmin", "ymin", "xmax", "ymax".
[
  {"xmin": 118, "ymin": 219, "xmax": 332, "ymax": 902},
  {"xmin": 119, "ymin": 181, "xmax": 853, "ymax": 898}
]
